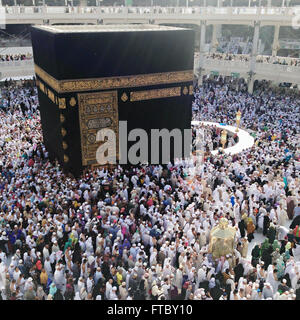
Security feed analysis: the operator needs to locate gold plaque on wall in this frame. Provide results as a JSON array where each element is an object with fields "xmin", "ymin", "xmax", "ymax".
[
  {"xmin": 121, "ymin": 92, "xmax": 128, "ymax": 102},
  {"xmin": 70, "ymin": 97, "xmax": 76, "ymax": 107},
  {"xmin": 77, "ymin": 91, "xmax": 119, "ymax": 166},
  {"xmin": 130, "ymin": 87, "xmax": 181, "ymax": 102},
  {"xmin": 48, "ymin": 89, "xmax": 55, "ymax": 103},
  {"xmin": 58, "ymin": 98, "xmax": 66, "ymax": 109}
]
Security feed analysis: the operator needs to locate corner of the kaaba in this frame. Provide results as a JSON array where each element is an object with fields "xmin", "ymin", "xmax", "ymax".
[
  {"xmin": 35, "ymin": 77, "xmax": 84, "ymax": 178},
  {"xmin": 35, "ymin": 86, "xmax": 60, "ymax": 155},
  {"xmin": 31, "ymin": 26, "xmax": 84, "ymax": 178}
]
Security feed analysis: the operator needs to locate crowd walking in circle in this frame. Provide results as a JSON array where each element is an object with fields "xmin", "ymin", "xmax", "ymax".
[{"xmin": 0, "ymin": 76, "xmax": 298, "ymax": 300}]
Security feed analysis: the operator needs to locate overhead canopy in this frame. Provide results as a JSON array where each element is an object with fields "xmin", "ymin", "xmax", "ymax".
[
  {"xmin": 211, "ymin": 227, "xmax": 236, "ymax": 239},
  {"xmin": 209, "ymin": 218, "xmax": 237, "ymax": 259}
]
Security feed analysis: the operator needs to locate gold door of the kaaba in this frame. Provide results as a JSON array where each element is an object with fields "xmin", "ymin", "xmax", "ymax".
[{"xmin": 78, "ymin": 91, "xmax": 119, "ymax": 166}]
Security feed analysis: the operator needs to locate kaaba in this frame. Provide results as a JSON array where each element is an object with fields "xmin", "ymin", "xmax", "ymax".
[{"xmin": 31, "ymin": 24, "xmax": 194, "ymax": 176}]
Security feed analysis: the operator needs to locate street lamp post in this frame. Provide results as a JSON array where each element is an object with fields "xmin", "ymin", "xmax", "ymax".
[
  {"xmin": 235, "ymin": 110, "xmax": 242, "ymax": 132},
  {"xmin": 221, "ymin": 130, "xmax": 228, "ymax": 149}
]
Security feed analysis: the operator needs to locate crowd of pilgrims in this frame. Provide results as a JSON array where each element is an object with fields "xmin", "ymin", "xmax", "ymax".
[
  {"xmin": 205, "ymin": 52, "xmax": 300, "ymax": 67},
  {"xmin": 0, "ymin": 53, "xmax": 33, "ymax": 62},
  {"xmin": 0, "ymin": 76, "xmax": 298, "ymax": 300}
]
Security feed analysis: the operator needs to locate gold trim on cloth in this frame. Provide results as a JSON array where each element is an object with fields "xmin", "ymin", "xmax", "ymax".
[
  {"xmin": 61, "ymin": 127, "xmax": 67, "ymax": 137},
  {"xmin": 35, "ymin": 65, "xmax": 59, "ymax": 92},
  {"xmin": 38, "ymin": 81, "xmax": 45, "ymax": 93},
  {"xmin": 48, "ymin": 89, "xmax": 56, "ymax": 104},
  {"xmin": 121, "ymin": 92, "xmax": 128, "ymax": 102},
  {"xmin": 60, "ymin": 114, "xmax": 65, "ymax": 123},
  {"xmin": 34, "ymin": 64, "xmax": 194, "ymax": 93},
  {"xmin": 70, "ymin": 97, "xmax": 76, "ymax": 107},
  {"xmin": 58, "ymin": 98, "xmax": 66, "ymax": 109},
  {"xmin": 130, "ymin": 86, "xmax": 181, "ymax": 102},
  {"xmin": 37, "ymin": 77, "xmax": 65, "ymax": 108},
  {"xmin": 189, "ymin": 85, "xmax": 194, "ymax": 95},
  {"xmin": 78, "ymin": 91, "xmax": 119, "ymax": 166},
  {"xmin": 183, "ymin": 86, "xmax": 188, "ymax": 95},
  {"xmin": 62, "ymin": 141, "xmax": 68, "ymax": 150}
]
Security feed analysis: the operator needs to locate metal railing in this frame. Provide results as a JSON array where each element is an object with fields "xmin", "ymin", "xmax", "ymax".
[
  {"xmin": 204, "ymin": 53, "xmax": 300, "ymax": 67},
  {"xmin": 3, "ymin": 5, "xmax": 296, "ymax": 16}
]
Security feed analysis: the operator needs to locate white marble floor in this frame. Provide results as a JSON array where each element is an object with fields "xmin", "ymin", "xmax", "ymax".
[{"xmin": 191, "ymin": 120, "xmax": 255, "ymax": 155}]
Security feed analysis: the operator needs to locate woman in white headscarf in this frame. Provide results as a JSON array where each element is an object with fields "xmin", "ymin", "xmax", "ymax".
[
  {"xmin": 109, "ymin": 286, "xmax": 118, "ymax": 300},
  {"xmin": 86, "ymin": 237, "xmax": 94, "ymax": 257},
  {"xmin": 151, "ymin": 280, "xmax": 159, "ymax": 299},
  {"xmin": 150, "ymin": 249, "xmax": 157, "ymax": 267},
  {"xmin": 36, "ymin": 286, "xmax": 46, "ymax": 300},
  {"xmin": 30, "ymin": 248, "xmax": 37, "ymax": 261},
  {"xmin": 206, "ymin": 266, "xmax": 215, "ymax": 281},
  {"xmin": 24, "ymin": 277, "xmax": 34, "ymax": 292},
  {"xmin": 209, "ymin": 277, "xmax": 216, "ymax": 290},
  {"xmin": 175, "ymin": 265, "xmax": 183, "ymax": 294},
  {"xmin": 266, "ymin": 266, "xmax": 278, "ymax": 293},
  {"xmin": 277, "ymin": 203, "xmax": 288, "ymax": 226},
  {"xmin": 80, "ymin": 259, "xmax": 89, "ymax": 279},
  {"xmin": 13, "ymin": 267, "xmax": 21, "ymax": 282},
  {"xmin": 257, "ymin": 209, "xmax": 265, "ymax": 230},
  {"xmin": 74, "ymin": 291, "xmax": 81, "ymax": 300},
  {"xmin": 80, "ymin": 287, "xmax": 87, "ymax": 300},
  {"xmin": 0, "ymin": 259, "xmax": 7, "ymax": 291},
  {"xmin": 77, "ymin": 277, "xmax": 85, "ymax": 293}
]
